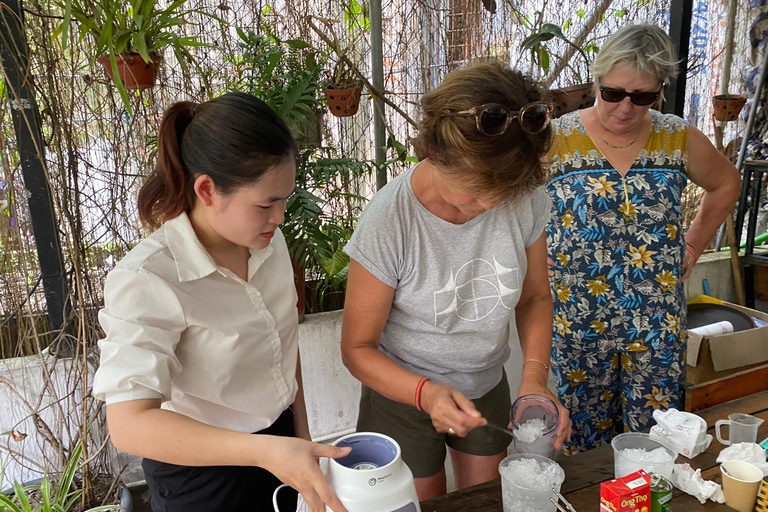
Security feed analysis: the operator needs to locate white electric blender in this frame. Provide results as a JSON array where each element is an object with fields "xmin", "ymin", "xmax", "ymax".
[{"xmin": 273, "ymin": 432, "xmax": 421, "ymax": 512}]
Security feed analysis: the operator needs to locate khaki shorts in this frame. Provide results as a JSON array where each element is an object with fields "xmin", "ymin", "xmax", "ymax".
[{"xmin": 356, "ymin": 373, "xmax": 511, "ymax": 478}]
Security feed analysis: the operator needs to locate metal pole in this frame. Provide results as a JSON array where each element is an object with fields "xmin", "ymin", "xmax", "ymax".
[
  {"xmin": 663, "ymin": 0, "xmax": 693, "ymax": 117},
  {"xmin": 734, "ymin": 47, "xmax": 768, "ymax": 246},
  {"xmin": 370, "ymin": 0, "xmax": 388, "ymax": 190},
  {"xmin": 0, "ymin": 0, "xmax": 70, "ymax": 334}
]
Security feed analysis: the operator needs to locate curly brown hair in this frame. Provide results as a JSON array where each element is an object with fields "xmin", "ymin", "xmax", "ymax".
[{"xmin": 412, "ymin": 61, "xmax": 552, "ymax": 204}]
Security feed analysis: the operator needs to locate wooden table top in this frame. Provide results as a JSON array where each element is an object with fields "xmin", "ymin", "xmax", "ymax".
[{"xmin": 421, "ymin": 390, "xmax": 768, "ymax": 512}]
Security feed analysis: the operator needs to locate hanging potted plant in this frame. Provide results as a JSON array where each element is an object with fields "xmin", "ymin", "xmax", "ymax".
[
  {"xmin": 712, "ymin": 0, "xmax": 747, "ymax": 123},
  {"xmin": 54, "ymin": 0, "xmax": 212, "ymax": 114},
  {"xmin": 323, "ymin": 54, "xmax": 363, "ymax": 118},
  {"xmin": 521, "ymin": 23, "xmax": 598, "ymax": 117},
  {"xmin": 713, "ymin": 94, "xmax": 747, "ymax": 122}
]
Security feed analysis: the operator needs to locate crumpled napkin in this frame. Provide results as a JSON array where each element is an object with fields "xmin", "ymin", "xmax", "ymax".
[
  {"xmin": 717, "ymin": 442, "xmax": 768, "ymax": 476},
  {"xmin": 650, "ymin": 408, "xmax": 703, "ymax": 458},
  {"xmin": 670, "ymin": 463, "xmax": 725, "ymax": 504}
]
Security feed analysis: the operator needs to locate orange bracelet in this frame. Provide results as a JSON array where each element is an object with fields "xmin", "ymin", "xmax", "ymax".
[
  {"xmin": 685, "ymin": 244, "xmax": 698, "ymax": 262},
  {"xmin": 415, "ymin": 377, "xmax": 430, "ymax": 411}
]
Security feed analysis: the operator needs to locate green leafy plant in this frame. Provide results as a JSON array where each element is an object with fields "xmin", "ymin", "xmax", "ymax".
[
  {"xmin": 227, "ymin": 29, "xmax": 326, "ymax": 143},
  {"xmin": 520, "ymin": 22, "xmax": 596, "ymax": 83},
  {"xmin": 54, "ymin": 0, "xmax": 214, "ymax": 114},
  {"xmin": 0, "ymin": 441, "xmax": 120, "ymax": 512},
  {"xmin": 305, "ymin": 221, "xmax": 353, "ymax": 313}
]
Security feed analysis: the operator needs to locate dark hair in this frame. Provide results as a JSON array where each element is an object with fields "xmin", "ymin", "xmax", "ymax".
[
  {"xmin": 138, "ymin": 92, "xmax": 298, "ymax": 230},
  {"xmin": 412, "ymin": 62, "xmax": 551, "ymax": 204}
]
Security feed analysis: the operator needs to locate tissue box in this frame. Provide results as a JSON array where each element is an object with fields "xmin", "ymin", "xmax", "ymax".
[
  {"xmin": 600, "ymin": 470, "xmax": 651, "ymax": 512},
  {"xmin": 686, "ymin": 301, "xmax": 768, "ymax": 384}
]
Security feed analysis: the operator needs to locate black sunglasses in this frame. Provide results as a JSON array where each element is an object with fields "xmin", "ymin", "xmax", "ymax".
[
  {"xmin": 453, "ymin": 102, "xmax": 554, "ymax": 136},
  {"xmin": 598, "ymin": 82, "xmax": 663, "ymax": 106}
]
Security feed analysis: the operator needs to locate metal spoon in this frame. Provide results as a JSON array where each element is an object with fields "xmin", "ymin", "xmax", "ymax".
[{"xmin": 485, "ymin": 422, "xmax": 516, "ymax": 438}]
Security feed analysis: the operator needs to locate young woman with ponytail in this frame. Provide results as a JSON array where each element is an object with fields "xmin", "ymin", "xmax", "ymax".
[{"xmin": 92, "ymin": 92, "xmax": 349, "ymax": 512}]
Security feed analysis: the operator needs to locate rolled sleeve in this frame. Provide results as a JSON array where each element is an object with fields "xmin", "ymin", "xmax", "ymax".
[{"xmin": 93, "ymin": 268, "xmax": 186, "ymax": 405}]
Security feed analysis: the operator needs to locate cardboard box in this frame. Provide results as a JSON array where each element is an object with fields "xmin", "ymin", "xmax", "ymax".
[{"xmin": 687, "ymin": 301, "xmax": 768, "ymax": 384}]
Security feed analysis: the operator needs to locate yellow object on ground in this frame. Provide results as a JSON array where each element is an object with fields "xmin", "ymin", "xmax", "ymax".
[{"xmin": 687, "ymin": 295, "xmax": 725, "ymax": 306}]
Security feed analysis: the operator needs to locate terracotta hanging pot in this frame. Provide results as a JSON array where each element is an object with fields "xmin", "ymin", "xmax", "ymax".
[
  {"xmin": 551, "ymin": 83, "xmax": 596, "ymax": 118},
  {"xmin": 97, "ymin": 54, "xmax": 161, "ymax": 90},
  {"xmin": 324, "ymin": 85, "xmax": 363, "ymax": 117},
  {"xmin": 712, "ymin": 94, "xmax": 747, "ymax": 122}
]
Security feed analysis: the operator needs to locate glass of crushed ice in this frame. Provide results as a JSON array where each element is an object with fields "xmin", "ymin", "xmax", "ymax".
[
  {"xmin": 611, "ymin": 432, "xmax": 677, "ymax": 480},
  {"xmin": 511, "ymin": 394, "xmax": 560, "ymax": 458},
  {"xmin": 499, "ymin": 453, "xmax": 565, "ymax": 512}
]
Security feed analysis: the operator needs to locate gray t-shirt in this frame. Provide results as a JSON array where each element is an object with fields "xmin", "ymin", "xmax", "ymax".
[{"xmin": 345, "ymin": 163, "xmax": 552, "ymax": 399}]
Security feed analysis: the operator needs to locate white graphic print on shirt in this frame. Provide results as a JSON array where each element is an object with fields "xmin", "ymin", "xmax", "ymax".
[{"xmin": 434, "ymin": 256, "xmax": 520, "ymax": 325}]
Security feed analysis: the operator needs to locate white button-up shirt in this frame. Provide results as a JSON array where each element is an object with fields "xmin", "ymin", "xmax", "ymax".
[{"xmin": 93, "ymin": 212, "xmax": 299, "ymax": 433}]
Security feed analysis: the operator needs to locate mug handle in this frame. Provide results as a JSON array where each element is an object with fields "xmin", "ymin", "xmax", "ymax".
[{"xmin": 715, "ymin": 420, "xmax": 731, "ymax": 445}]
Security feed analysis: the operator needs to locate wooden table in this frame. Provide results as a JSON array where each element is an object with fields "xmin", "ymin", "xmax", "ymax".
[{"xmin": 421, "ymin": 390, "xmax": 768, "ymax": 511}]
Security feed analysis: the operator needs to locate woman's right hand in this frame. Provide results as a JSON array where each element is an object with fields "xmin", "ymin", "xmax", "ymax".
[
  {"xmin": 420, "ymin": 382, "xmax": 486, "ymax": 437},
  {"xmin": 547, "ymin": 256, "xmax": 556, "ymax": 277},
  {"xmin": 259, "ymin": 436, "xmax": 351, "ymax": 512}
]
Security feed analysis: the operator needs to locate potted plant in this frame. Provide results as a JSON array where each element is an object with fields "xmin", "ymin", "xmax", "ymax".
[
  {"xmin": 1, "ymin": 439, "xmax": 130, "ymax": 511},
  {"xmin": 520, "ymin": 22, "xmax": 598, "ymax": 117},
  {"xmin": 54, "ymin": 0, "xmax": 212, "ymax": 113},
  {"xmin": 322, "ymin": 54, "xmax": 363, "ymax": 118},
  {"xmin": 712, "ymin": 0, "xmax": 746, "ymax": 123}
]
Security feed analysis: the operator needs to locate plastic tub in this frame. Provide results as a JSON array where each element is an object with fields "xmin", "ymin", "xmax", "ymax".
[
  {"xmin": 499, "ymin": 453, "xmax": 565, "ymax": 512},
  {"xmin": 612, "ymin": 433, "xmax": 677, "ymax": 480}
]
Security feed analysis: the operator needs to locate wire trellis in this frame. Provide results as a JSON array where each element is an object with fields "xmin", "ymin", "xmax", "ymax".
[{"xmin": 0, "ymin": 0, "xmax": 753, "ymax": 352}]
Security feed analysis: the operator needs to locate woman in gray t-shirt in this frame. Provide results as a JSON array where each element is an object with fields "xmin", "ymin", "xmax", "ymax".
[{"xmin": 342, "ymin": 62, "xmax": 571, "ymax": 501}]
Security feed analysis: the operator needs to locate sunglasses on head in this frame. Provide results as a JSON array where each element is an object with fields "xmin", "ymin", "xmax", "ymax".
[
  {"xmin": 453, "ymin": 102, "xmax": 554, "ymax": 136},
  {"xmin": 598, "ymin": 82, "xmax": 663, "ymax": 106}
]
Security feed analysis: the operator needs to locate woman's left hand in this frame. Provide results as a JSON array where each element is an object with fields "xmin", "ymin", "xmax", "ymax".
[
  {"xmin": 515, "ymin": 380, "xmax": 571, "ymax": 450},
  {"xmin": 681, "ymin": 246, "xmax": 697, "ymax": 283}
]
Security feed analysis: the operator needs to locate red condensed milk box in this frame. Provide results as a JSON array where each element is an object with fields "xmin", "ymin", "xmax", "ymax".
[{"xmin": 600, "ymin": 470, "xmax": 651, "ymax": 512}]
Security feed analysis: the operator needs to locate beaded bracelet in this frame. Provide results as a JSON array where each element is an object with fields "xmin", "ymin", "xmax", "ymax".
[{"xmin": 415, "ymin": 377, "xmax": 430, "ymax": 412}]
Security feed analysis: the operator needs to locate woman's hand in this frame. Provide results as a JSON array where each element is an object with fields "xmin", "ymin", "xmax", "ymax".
[
  {"xmin": 547, "ymin": 256, "xmax": 556, "ymax": 277},
  {"xmin": 681, "ymin": 245, "xmax": 698, "ymax": 283},
  {"xmin": 259, "ymin": 437, "xmax": 351, "ymax": 512},
  {"xmin": 420, "ymin": 382, "xmax": 487, "ymax": 437},
  {"xmin": 516, "ymin": 380, "xmax": 571, "ymax": 450}
]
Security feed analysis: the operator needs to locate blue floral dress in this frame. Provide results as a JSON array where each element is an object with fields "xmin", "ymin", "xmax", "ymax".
[{"xmin": 546, "ymin": 110, "xmax": 689, "ymax": 454}]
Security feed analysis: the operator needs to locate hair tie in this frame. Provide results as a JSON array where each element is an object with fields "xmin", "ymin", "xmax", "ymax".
[{"xmin": 191, "ymin": 103, "xmax": 200, "ymax": 116}]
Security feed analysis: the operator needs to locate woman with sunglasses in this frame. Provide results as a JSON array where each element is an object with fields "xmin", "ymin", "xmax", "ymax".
[
  {"xmin": 546, "ymin": 24, "xmax": 740, "ymax": 454},
  {"xmin": 341, "ymin": 62, "xmax": 571, "ymax": 500}
]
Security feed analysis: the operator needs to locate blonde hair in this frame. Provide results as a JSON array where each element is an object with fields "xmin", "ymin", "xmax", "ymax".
[
  {"xmin": 592, "ymin": 24, "xmax": 679, "ymax": 84},
  {"xmin": 412, "ymin": 62, "xmax": 551, "ymax": 203}
]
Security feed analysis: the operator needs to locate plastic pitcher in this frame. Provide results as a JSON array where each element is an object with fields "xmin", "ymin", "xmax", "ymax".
[
  {"xmin": 511, "ymin": 394, "xmax": 559, "ymax": 458},
  {"xmin": 716, "ymin": 413, "xmax": 764, "ymax": 445}
]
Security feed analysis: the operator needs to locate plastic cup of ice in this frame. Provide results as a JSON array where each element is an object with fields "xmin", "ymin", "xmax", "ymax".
[
  {"xmin": 511, "ymin": 394, "xmax": 559, "ymax": 458},
  {"xmin": 611, "ymin": 432, "xmax": 676, "ymax": 480},
  {"xmin": 499, "ymin": 453, "xmax": 565, "ymax": 512},
  {"xmin": 720, "ymin": 461, "xmax": 763, "ymax": 512}
]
